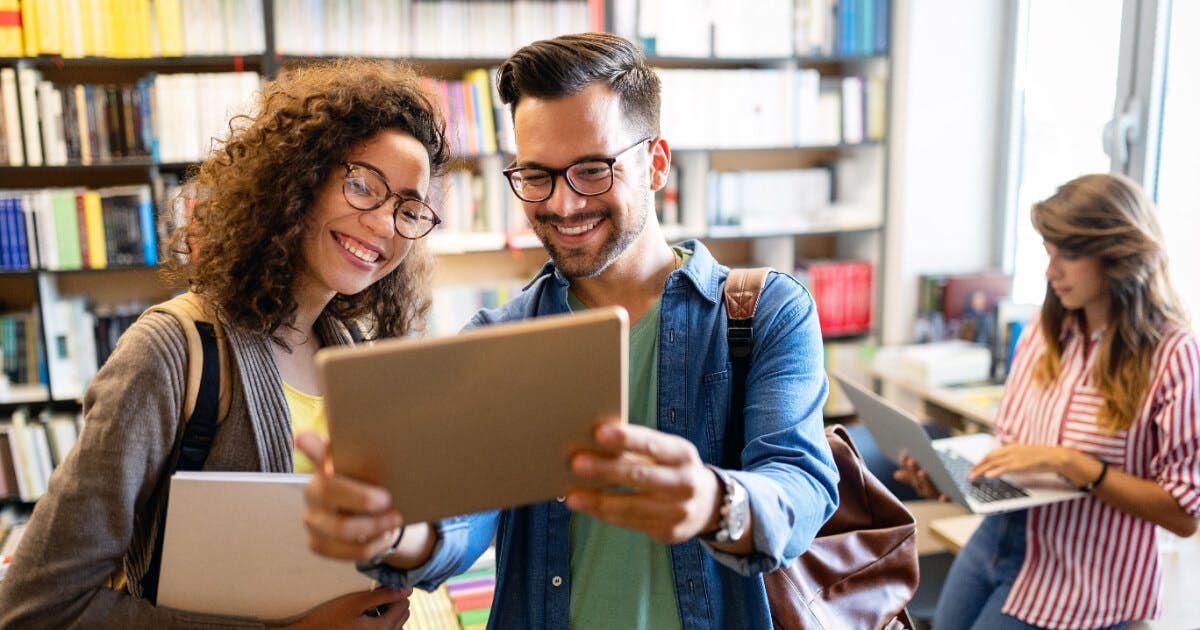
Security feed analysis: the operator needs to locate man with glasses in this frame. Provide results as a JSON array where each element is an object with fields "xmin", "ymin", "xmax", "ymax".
[{"xmin": 300, "ymin": 32, "xmax": 838, "ymax": 628}]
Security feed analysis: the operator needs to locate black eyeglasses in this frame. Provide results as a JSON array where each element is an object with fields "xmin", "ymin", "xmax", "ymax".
[
  {"xmin": 341, "ymin": 162, "xmax": 441, "ymax": 240},
  {"xmin": 501, "ymin": 137, "xmax": 654, "ymax": 203}
]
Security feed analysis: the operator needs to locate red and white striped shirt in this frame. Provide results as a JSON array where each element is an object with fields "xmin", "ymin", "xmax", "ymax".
[{"xmin": 993, "ymin": 318, "xmax": 1200, "ymax": 629}]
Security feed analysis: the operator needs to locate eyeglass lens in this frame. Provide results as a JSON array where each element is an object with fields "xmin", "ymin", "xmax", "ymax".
[
  {"xmin": 509, "ymin": 161, "xmax": 614, "ymax": 202},
  {"xmin": 343, "ymin": 164, "xmax": 438, "ymax": 239}
]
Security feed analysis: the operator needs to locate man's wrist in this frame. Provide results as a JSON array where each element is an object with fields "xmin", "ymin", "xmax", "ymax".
[
  {"xmin": 700, "ymin": 465, "xmax": 748, "ymax": 543},
  {"xmin": 701, "ymin": 467, "xmax": 724, "ymax": 534}
]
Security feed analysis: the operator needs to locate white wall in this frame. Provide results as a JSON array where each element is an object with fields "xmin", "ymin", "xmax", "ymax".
[{"xmin": 882, "ymin": 0, "xmax": 1010, "ymax": 344}]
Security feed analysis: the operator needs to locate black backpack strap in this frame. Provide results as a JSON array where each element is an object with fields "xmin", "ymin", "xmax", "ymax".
[
  {"xmin": 143, "ymin": 320, "xmax": 221, "ymax": 604},
  {"xmin": 177, "ymin": 321, "xmax": 221, "ymax": 471},
  {"xmin": 721, "ymin": 268, "xmax": 771, "ymax": 470}
]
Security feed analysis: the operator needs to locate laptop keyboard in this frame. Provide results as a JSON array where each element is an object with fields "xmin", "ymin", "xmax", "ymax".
[{"xmin": 937, "ymin": 449, "xmax": 1029, "ymax": 503}]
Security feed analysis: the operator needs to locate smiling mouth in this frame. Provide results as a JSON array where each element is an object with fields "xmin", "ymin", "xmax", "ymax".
[
  {"xmin": 554, "ymin": 221, "xmax": 598, "ymax": 236},
  {"xmin": 334, "ymin": 232, "xmax": 382, "ymax": 263}
]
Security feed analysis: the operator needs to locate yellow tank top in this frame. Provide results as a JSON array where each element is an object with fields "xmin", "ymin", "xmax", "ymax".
[{"xmin": 282, "ymin": 381, "xmax": 325, "ymax": 474}]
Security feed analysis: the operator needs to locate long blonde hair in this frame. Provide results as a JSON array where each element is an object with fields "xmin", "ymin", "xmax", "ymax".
[{"xmin": 1032, "ymin": 173, "xmax": 1188, "ymax": 432}]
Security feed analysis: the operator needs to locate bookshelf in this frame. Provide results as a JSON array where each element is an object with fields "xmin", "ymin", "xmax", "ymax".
[{"xmin": 0, "ymin": 0, "xmax": 891, "ymax": 501}]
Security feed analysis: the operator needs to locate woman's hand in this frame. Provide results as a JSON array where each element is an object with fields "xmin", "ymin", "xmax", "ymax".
[
  {"xmin": 969, "ymin": 444, "xmax": 1073, "ymax": 480},
  {"xmin": 295, "ymin": 432, "xmax": 402, "ymax": 563},
  {"xmin": 893, "ymin": 454, "xmax": 950, "ymax": 502},
  {"xmin": 279, "ymin": 588, "xmax": 412, "ymax": 629}
]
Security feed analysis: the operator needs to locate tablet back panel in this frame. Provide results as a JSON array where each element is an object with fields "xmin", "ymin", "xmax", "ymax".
[{"xmin": 317, "ymin": 307, "xmax": 628, "ymax": 523}]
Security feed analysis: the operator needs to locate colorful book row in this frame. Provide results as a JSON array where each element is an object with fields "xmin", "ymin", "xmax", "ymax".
[
  {"xmin": 0, "ymin": 186, "xmax": 156, "ymax": 271},
  {"xmin": 423, "ymin": 68, "xmax": 516, "ymax": 158},
  {"xmin": 0, "ymin": 66, "xmax": 260, "ymax": 167},
  {"xmin": 0, "ymin": 0, "xmax": 265, "ymax": 58},
  {"xmin": 0, "ymin": 65, "xmax": 529, "ymax": 167}
]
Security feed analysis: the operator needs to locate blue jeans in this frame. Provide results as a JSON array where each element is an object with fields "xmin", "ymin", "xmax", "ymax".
[{"xmin": 933, "ymin": 510, "xmax": 1126, "ymax": 630}]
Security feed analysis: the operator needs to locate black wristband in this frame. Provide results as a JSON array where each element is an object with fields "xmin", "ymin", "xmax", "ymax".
[
  {"xmin": 1079, "ymin": 459, "xmax": 1108, "ymax": 493},
  {"xmin": 390, "ymin": 523, "xmax": 407, "ymax": 548},
  {"xmin": 365, "ymin": 524, "xmax": 407, "ymax": 567}
]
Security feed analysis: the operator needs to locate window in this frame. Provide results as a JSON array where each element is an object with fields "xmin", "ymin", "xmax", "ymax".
[
  {"xmin": 1003, "ymin": 0, "xmax": 1198, "ymax": 319},
  {"xmin": 1003, "ymin": 0, "xmax": 1124, "ymax": 305},
  {"xmin": 1153, "ymin": 1, "xmax": 1200, "ymax": 318}
]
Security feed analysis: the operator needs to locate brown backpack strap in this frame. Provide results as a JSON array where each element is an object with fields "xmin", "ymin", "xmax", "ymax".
[
  {"xmin": 144, "ymin": 292, "xmax": 231, "ymax": 425},
  {"xmin": 721, "ymin": 267, "xmax": 771, "ymax": 469},
  {"xmin": 724, "ymin": 267, "xmax": 771, "ymax": 321}
]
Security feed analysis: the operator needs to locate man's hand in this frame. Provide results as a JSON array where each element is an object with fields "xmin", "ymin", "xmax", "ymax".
[
  {"xmin": 296, "ymin": 432, "xmax": 402, "ymax": 563},
  {"xmin": 565, "ymin": 423, "xmax": 722, "ymax": 545}
]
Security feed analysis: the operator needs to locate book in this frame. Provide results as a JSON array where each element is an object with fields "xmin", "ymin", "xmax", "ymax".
[
  {"xmin": 50, "ymin": 189, "xmax": 82, "ymax": 270},
  {"xmin": 157, "ymin": 471, "xmax": 375, "ymax": 622},
  {"xmin": 82, "ymin": 190, "xmax": 106, "ymax": 268},
  {"xmin": 0, "ymin": 430, "xmax": 19, "ymax": 499},
  {"xmin": 42, "ymin": 411, "xmax": 80, "ymax": 467},
  {"xmin": 1, "ymin": 68, "xmax": 22, "ymax": 166},
  {"xmin": 16, "ymin": 67, "xmax": 43, "ymax": 167},
  {"xmin": 0, "ymin": 0, "xmax": 22, "ymax": 56}
]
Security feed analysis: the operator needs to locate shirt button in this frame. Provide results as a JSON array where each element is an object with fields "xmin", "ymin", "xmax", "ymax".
[
  {"xmin": 556, "ymin": 496, "xmax": 566, "ymax": 502},
  {"xmin": 552, "ymin": 576, "xmax": 563, "ymax": 587}
]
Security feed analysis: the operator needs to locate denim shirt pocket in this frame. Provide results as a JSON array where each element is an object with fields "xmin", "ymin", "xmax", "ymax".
[{"xmin": 703, "ymin": 369, "xmax": 731, "ymax": 463}]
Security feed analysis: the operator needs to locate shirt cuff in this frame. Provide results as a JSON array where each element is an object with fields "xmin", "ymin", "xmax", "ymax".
[{"xmin": 356, "ymin": 519, "xmax": 471, "ymax": 590}]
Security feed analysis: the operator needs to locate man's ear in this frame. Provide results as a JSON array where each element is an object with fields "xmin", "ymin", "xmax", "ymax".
[{"xmin": 647, "ymin": 136, "xmax": 672, "ymax": 192}]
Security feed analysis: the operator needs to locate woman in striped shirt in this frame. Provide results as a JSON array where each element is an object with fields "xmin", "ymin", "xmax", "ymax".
[{"xmin": 898, "ymin": 173, "xmax": 1200, "ymax": 629}]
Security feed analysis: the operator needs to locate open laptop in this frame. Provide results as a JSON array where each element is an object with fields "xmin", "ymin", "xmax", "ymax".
[
  {"xmin": 834, "ymin": 374, "xmax": 1082, "ymax": 514},
  {"xmin": 316, "ymin": 307, "xmax": 628, "ymax": 524}
]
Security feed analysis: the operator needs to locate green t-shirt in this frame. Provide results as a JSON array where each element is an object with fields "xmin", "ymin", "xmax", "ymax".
[{"xmin": 565, "ymin": 249, "xmax": 690, "ymax": 630}]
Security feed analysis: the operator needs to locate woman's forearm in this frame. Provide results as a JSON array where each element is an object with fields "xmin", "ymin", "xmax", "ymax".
[{"xmin": 1061, "ymin": 450, "xmax": 1198, "ymax": 537}]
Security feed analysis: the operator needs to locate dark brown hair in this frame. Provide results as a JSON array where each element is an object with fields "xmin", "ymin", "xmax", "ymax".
[
  {"xmin": 163, "ymin": 58, "xmax": 449, "ymax": 343},
  {"xmin": 1032, "ymin": 173, "xmax": 1187, "ymax": 431},
  {"xmin": 496, "ymin": 32, "xmax": 661, "ymax": 139}
]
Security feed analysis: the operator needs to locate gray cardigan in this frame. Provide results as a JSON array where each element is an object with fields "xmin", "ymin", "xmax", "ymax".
[{"xmin": 0, "ymin": 308, "xmax": 359, "ymax": 629}]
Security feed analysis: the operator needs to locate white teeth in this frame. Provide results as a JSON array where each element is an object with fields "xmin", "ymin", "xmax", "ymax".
[
  {"xmin": 556, "ymin": 222, "xmax": 596, "ymax": 235},
  {"xmin": 337, "ymin": 235, "xmax": 380, "ymax": 263}
]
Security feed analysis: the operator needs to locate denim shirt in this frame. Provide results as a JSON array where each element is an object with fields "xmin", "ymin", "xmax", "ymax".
[{"xmin": 364, "ymin": 240, "xmax": 839, "ymax": 629}]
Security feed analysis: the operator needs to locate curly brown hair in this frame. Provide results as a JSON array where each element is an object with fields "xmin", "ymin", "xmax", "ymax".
[{"xmin": 163, "ymin": 58, "xmax": 450, "ymax": 343}]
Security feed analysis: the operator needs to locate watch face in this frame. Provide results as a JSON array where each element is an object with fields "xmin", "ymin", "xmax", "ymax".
[{"xmin": 723, "ymin": 481, "xmax": 749, "ymax": 541}]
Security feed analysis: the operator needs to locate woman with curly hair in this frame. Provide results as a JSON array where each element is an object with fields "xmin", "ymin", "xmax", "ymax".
[
  {"xmin": 898, "ymin": 173, "xmax": 1200, "ymax": 629},
  {"xmin": 0, "ymin": 58, "xmax": 448, "ymax": 629}
]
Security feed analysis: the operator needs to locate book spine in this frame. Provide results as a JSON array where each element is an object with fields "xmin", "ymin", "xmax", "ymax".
[{"xmin": 74, "ymin": 190, "xmax": 90, "ymax": 268}]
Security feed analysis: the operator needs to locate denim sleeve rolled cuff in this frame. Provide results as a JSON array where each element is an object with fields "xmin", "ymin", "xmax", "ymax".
[
  {"xmin": 356, "ymin": 518, "xmax": 473, "ymax": 591},
  {"xmin": 700, "ymin": 469, "xmax": 835, "ymax": 575}
]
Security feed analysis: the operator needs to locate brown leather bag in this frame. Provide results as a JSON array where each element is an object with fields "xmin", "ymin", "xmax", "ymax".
[{"xmin": 724, "ymin": 268, "xmax": 919, "ymax": 630}]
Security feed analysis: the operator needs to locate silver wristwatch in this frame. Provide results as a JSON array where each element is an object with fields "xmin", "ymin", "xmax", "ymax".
[{"xmin": 703, "ymin": 465, "xmax": 748, "ymax": 543}]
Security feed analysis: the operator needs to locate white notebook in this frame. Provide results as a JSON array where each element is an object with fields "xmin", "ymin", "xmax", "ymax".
[{"xmin": 157, "ymin": 472, "xmax": 375, "ymax": 622}]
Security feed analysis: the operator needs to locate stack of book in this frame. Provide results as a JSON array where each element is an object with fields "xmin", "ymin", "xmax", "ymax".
[
  {"xmin": 406, "ymin": 546, "xmax": 496, "ymax": 630},
  {"xmin": 444, "ymin": 550, "xmax": 496, "ymax": 630}
]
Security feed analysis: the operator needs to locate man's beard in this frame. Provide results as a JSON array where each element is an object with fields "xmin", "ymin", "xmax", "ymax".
[{"xmin": 533, "ymin": 194, "xmax": 650, "ymax": 279}]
